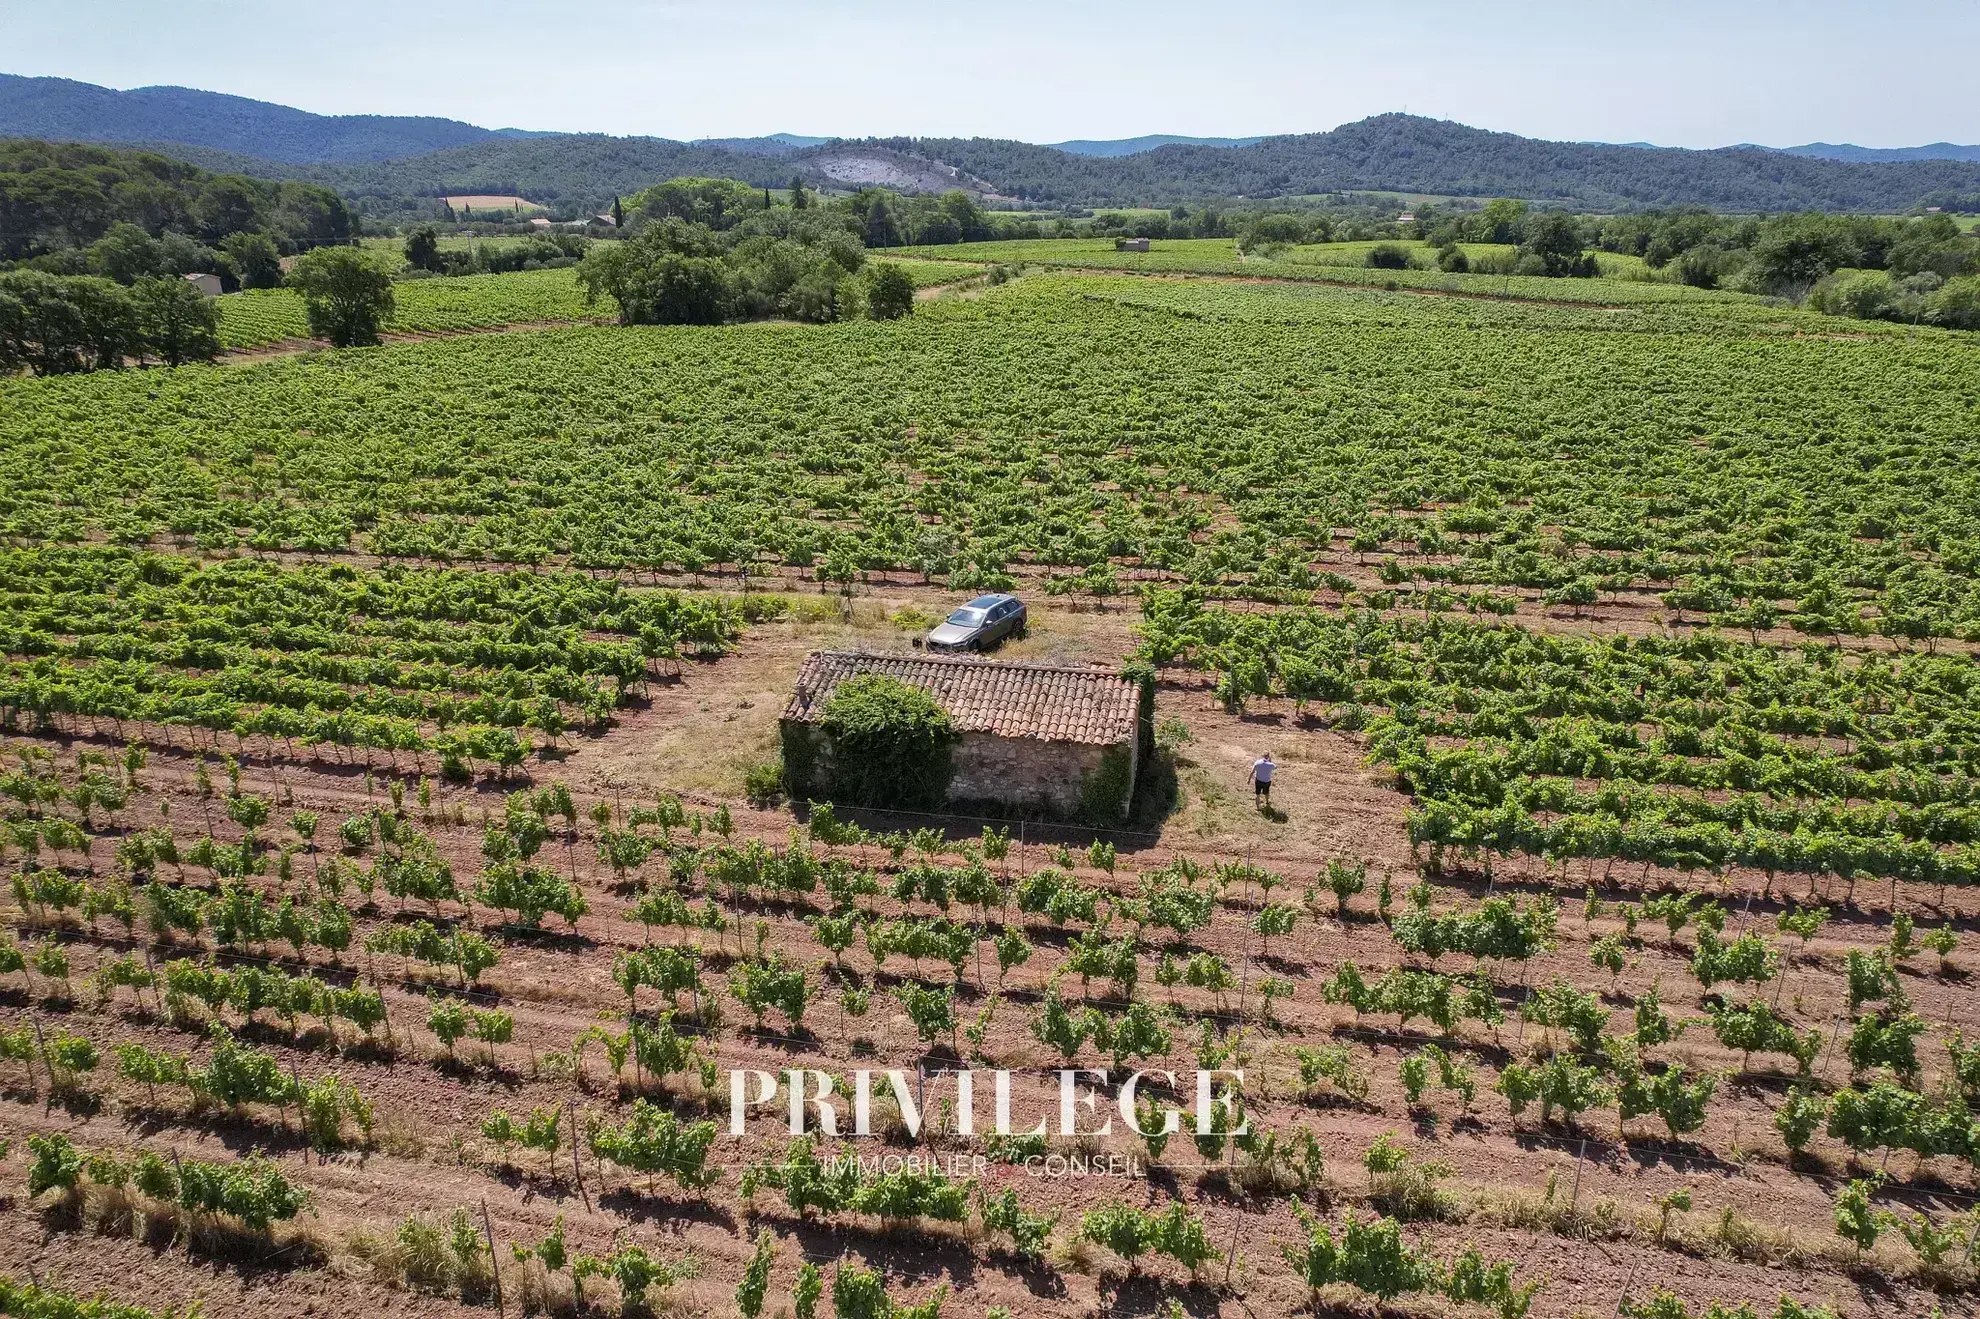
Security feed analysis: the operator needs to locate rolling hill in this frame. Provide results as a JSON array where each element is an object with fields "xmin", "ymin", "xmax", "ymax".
[
  {"xmin": 0, "ymin": 73, "xmax": 522, "ymax": 164},
  {"xmin": 1781, "ymin": 141, "xmax": 1980, "ymax": 164},
  {"xmin": 1043, "ymin": 134, "xmax": 1264, "ymax": 156},
  {"xmin": 873, "ymin": 116, "xmax": 1980, "ymax": 210},
  {"xmin": 6, "ymin": 72, "xmax": 1979, "ymax": 213}
]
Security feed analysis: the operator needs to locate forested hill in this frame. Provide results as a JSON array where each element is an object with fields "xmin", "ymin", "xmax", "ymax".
[
  {"xmin": 297, "ymin": 135, "xmax": 796, "ymax": 210},
  {"xmin": 0, "ymin": 73, "xmax": 506, "ymax": 164},
  {"xmin": 9, "ymin": 68, "xmax": 1980, "ymax": 212},
  {"xmin": 880, "ymin": 115, "xmax": 1980, "ymax": 210},
  {"xmin": 296, "ymin": 114, "xmax": 1980, "ymax": 213}
]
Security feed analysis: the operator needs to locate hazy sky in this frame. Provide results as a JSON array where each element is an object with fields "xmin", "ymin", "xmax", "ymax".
[{"xmin": 5, "ymin": 0, "xmax": 1975, "ymax": 147}]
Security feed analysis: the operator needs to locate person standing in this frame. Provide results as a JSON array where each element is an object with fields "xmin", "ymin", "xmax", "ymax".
[{"xmin": 1252, "ymin": 752, "xmax": 1276, "ymax": 806}]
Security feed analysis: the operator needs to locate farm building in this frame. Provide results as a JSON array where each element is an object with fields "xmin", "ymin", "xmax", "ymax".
[
  {"xmin": 1115, "ymin": 237, "xmax": 1151, "ymax": 252},
  {"xmin": 780, "ymin": 651, "xmax": 1143, "ymax": 819},
  {"xmin": 182, "ymin": 272, "xmax": 223, "ymax": 297}
]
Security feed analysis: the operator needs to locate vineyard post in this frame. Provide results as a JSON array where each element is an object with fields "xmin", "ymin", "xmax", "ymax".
[
  {"xmin": 30, "ymin": 1016, "xmax": 50, "ymax": 1094},
  {"xmin": 1818, "ymin": 1014, "xmax": 1844, "ymax": 1078},
  {"xmin": 1570, "ymin": 1139, "xmax": 1585, "ymax": 1210},
  {"xmin": 571, "ymin": 1104, "xmax": 589, "ymax": 1206},
  {"xmin": 481, "ymin": 1197, "xmax": 505, "ymax": 1315},
  {"xmin": 1614, "ymin": 1258, "xmax": 1639, "ymax": 1316},
  {"xmin": 288, "ymin": 1056, "xmax": 304, "ymax": 1142},
  {"xmin": 379, "ymin": 967, "xmax": 396, "ymax": 1047}
]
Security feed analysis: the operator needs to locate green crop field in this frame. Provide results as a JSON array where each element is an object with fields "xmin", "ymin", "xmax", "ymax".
[
  {"xmin": 27, "ymin": 272, "xmax": 1965, "ymax": 604},
  {"xmin": 9, "ymin": 258, "xmax": 1980, "ymax": 1319},
  {"xmin": 896, "ymin": 237, "xmax": 1758, "ymax": 304},
  {"xmin": 216, "ymin": 267, "xmax": 614, "ymax": 349},
  {"xmin": 876, "ymin": 256, "xmax": 989, "ymax": 287}
]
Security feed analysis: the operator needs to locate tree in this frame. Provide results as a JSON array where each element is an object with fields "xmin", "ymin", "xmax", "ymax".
[
  {"xmin": 863, "ymin": 197, "xmax": 902, "ymax": 249},
  {"xmin": 87, "ymin": 223, "xmax": 164, "ymax": 283},
  {"xmin": 221, "ymin": 231, "xmax": 284, "ymax": 289},
  {"xmin": 867, "ymin": 263, "xmax": 915, "ymax": 320},
  {"xmin": 1478, "ymin": 198, "xmax": 1529, "ymax": 245},
  {"xmin": 286, "ymin": 246, "xmax": 396, "ymax": 347},
  {"xmin": 1927, "ymin": 275, "xmax": 1980, "ymax": 329},
  {"xmin": 195, "ymin": 178, "xmax": 262, "ymax": 242},
  {"xmin": 578, "ymin": 239, "xmax": 734, "ymax": 326},
  {"xmin": 1750, "ymin": 216, "xmax": 1858, "ymax": 299},
  {"xmin": 789, "ymin": 176, "xmax": 809, "ymax": 210},
  {"xmin": 131, "ymin": 276, "xmax": 221, "ymax": 365},
  {"xmin": 1518, "ymin": 213, "xmax": 1597, "ymax": 277},
  {"xmin": 0, "ymin": 271, "xmax": 141, "ymax": 374},
  {"xmin": 404, "ymin": 227, "xmax": 443, "ymax": 273},
  {"xmin": 938, "ymin": 190, "xmax": 989, "ymax": 242}
]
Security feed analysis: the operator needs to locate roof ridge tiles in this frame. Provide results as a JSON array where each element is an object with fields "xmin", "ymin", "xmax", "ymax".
[{"xmin": 784, "ymin": 649, "xmax": 1138, "ymax": 747}]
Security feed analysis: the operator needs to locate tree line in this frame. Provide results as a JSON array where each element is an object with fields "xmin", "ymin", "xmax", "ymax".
[
  {"xmin": 0, "ymin": 270, "xmax": 220, "ymax": 374},
  {"xmin": 0, "ymin": 140, "xmax": 352, "ymax": 274},
  {"xmin": 574, "ymin": 179, "xmax": 917, "ymax": 326}
]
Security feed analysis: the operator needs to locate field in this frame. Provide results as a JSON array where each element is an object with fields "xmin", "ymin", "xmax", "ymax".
[
  {"xmin": 444, "ymin": 195, "xmax": 549, "ymax": 213},
  {"xmin": 895, "ymin": 238, "xmax": 1756, "ymax": 305},
  {"xmin": 3, "ymin": 265, "xmax": 1980, "ymax": 1319},
  {"xmin": 358, "ymin": 235, "xmax": 586, "ymax": 259},
  {"xmin": 218, "ymin": 260, "xmax": 964, "ymax": 352},
  {"xmin": 882, "ymin": 258, "xmax": 990, "ymax": 288},
  {"xmin": 1269, "ymin": 239, "xmax": 1656, "ymax": 281},
  {"xmin": 216, "ymin": 267, "xmax": 615, "ymax": 350}
]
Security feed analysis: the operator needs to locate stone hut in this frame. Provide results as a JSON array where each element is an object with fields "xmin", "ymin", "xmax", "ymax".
[
  {"xmin": 1115, "ymin": 237, "xmax": 1151, "ymax": 252},
  {"xmin": 780, "ymin": 651, "xmax": 1141, "ymax": 819}
]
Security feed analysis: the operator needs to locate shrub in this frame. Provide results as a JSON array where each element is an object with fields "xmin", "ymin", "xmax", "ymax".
[
  {"xmin": 743, "ymin": 761, "xmax": 785, "ymax": 804},
  {"xmin": 1809, "ymin": 268, "xmax": 1898, "ymax": 321},
  {"xmin": 867, "ymin": 263, "xmax": 916, "ymax": 320},
  {"xmin": 1927, "ymin": 274, "xmax": 1980, "ymax": 329},
  {"xmin": 806, "ymin": 674, "xmax": 958, "ymax": 809}
]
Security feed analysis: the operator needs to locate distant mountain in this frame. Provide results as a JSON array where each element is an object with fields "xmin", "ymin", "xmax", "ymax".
[
  {"xmin": 691, "ymin": 133, "xmax": 831, "ymax": 156},
  {"xmin": 1044, "ymin": 134, "xmax": 1263, "ymax": 157},
  {"xmin": 1779, "ymin": 141, "xmax": 1980, "ymax": 164},
  {"xmin": 285, "ymin": 135, "xmax": 797, "ymax": 209},
  {"xmin": 875, "ymin": 116, "xmax": 1980, "ymax": 210},
  {"xmin": 0, "ymin": 73, "xmax": 502, "ymax": 164},
  {"xmin": 7, "ymin": 72, "xmax": 1978, "ymax": 215}
]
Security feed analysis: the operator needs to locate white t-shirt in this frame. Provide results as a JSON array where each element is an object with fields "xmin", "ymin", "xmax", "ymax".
[{"xmin": 1252, "ymin": 758, "xmax": 1275, "ymax": 784}]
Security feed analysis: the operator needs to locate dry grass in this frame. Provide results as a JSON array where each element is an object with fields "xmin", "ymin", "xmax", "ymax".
[
  {"xmin": 53, "ymin": 1182, "xmax": 329, "ymax": 1267},
  {"xmin": 511, "ymin": 1257, "xmax": 581, "ymax": 1316}
]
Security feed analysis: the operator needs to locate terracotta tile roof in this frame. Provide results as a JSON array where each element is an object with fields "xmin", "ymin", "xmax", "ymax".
[{"xmin": 783, "ymin": 651, "xmax": 1138, "ymax": 747}]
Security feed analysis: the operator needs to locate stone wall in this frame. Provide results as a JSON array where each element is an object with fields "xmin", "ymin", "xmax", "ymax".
[
  {"xmin": 780, "ymin": 720, "xmax": 1137, "ymax": 820},
  {"xmin": 953, "ymin": 733, "xmax": 1107, "ymax": 817}
]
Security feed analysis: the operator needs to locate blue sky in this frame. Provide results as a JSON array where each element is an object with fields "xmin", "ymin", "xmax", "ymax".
[{"xmin": 4, "ymin": 0, "xmax": 1975, "ymax": 147}]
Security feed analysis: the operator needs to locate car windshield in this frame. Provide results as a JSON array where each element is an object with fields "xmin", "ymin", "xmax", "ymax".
[{"xmin": 946, "ymin": 608, "xmax": 988, "ymax": 626}]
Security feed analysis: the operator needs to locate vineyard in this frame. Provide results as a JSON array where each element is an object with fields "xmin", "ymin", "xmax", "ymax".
[
  {"xmin": 216, "ymin": 268, "xmax": 618, "ymax": 350},
  {"xmin": 3, "ymin": 265, "xmax": 1980, "ymax": 1319},
  {"xmin": 893, "ymin": 239, "xmax": 1759, "ymax": 305},
  {"xmin": 214, "ymin": 261, "xmax": 986, "ymax": 352}
]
